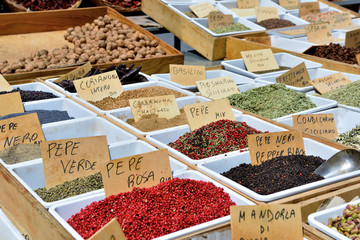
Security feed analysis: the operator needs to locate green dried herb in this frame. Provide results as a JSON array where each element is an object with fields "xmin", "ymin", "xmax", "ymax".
[
  {"xmin": 35, "ymin": 172, "xmax": 103, "ymax": 202},
  {"xmin": 314, "ymin": 80, "xmax": 360, "ymax": 108},
  {"xmin": 227, "ymin": 84, "xmax": 316, "ymax": 119},
  {"xmin": 212, "ymin": 23, "xmax": 250, "ymax": 33},
  {"xmin": 334, "ymin": 125, "xmax": 360, "ymax": 149}
]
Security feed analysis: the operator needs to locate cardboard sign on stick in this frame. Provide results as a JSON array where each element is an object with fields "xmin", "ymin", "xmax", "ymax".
[{"xmin": 241, "ymin": 49, "xmax": 279, "ymax": 73}]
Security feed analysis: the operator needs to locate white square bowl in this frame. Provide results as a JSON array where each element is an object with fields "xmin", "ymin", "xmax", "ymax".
[
  {"xmin": 146, "ymin": 114, "xmax": 287, "ymax": 165},
  {"xmin": 71, "ymin": 81, "xmax": 196, "ymax": 115},
  {"xmin": 246, "ymin": 13, "xmax": 309, "ymax": 28},
  {"xmin": 221, "ymin": 52, "xmax": 323, "ymax": 78},
  {"xmin": 49, "ymin": 170, "xmax": 254, "ymax": 240},
  {"xmin": 151, "ymin": 69, "xmax": 255, "ymax": 91},
  {"xmin": 197, "ymin": 137, "xmax": 348, "ymax": 202},
  {"xmin": 308, "ymin": 199, "xmax": 360, "ymax": 240},
  {"xmin": 291, "ymin": 7, "xmax": 343, "ymax": 23},
  {"xmin": 0, "ymin": 209, "xmax": 24, "ymax": 240},
  {"xmin": 255, "ymin": 68, "xmax": 360, "ymax": 92},
  {"xmin": 168, "ymin": 3, "xmax": 235, "ymax": 20},
  {"xmin": 333, "ymin": 18, "xmax": 360, "ymax": 32},
  {"xmin": 10, "ymin": 82, "xmax": 65, "ymax": 101},
  {"xmin": 106, "ymin": 96, "xmax": 243, "ymax": 136},
  {"xmin": 270, "ymin": 0, "xmax": 329, "ymax": 14},
  {"xmin": 294, "ymin": 31, "xmax": 345, "ymax": 46}
]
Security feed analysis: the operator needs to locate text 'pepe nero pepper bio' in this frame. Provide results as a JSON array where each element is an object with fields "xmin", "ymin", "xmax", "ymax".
[
  {"xmin": 168, "ymin": 119, "xmax": 265, "ymax": 160},
  {"xmin": 67, "ymin": 178, "xmax": 235, "ymax": 239}
]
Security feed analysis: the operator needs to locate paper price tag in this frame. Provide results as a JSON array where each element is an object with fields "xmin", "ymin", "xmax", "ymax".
[
  {"xmin": 0, "ymin": 74, "xmax": 13, "ymax": 92},
  {"xmin": 89, "ymin": 218, "xmax": 127, "ymax": 240},
  {"xmin": 276, "ymin": 62, "xmax": 311, "ymax": 87},
  {"xmin": 310, "ymin": 73, "xmax": 352, "ymax": 95},
  {"xmin": 170, "ymin": 64, "xmax": 206, "ymax": 86},
  {"xmin": 329, "ymin": 12, "xmax": 353, "ymax": 30},
  {"xmin": 231, "ymin": 205, "xmax": 303, "ymax": 240},
  {"xmin": 247, "ymin": 130, "xmax": 305, "ymax": 165},
  {"xmin": 55, "ymin": 62, "xmax": 92, "ymax": 83},
  {"xmin": 101, "ymin": 149, "xmax": 172, "ymax": 197},
  {"xmin": 189, "ymin": 2, "xmax": 218, "ymax": 18},
  {"xmin": 279, "ymin": 0, "xmax": 298, "ymax": 10},
  {"xmin": 129, "ymin": 95, "xmax": 180, "ymax": 122},
  {"xmin": 255, "ymin": 7, "xmax": 279, "ymax": 22},
  {"xmin": 184, "ymin": 98, "xmax": 235, "ymax": 131},
  {"xmin": 74, "ymin": 70, "xmax": 123, "ymax": 102},
  {"xmin": 292, "ymin": 114, "xmax": 338, "ymax": 140},
  {"xmin": 299, "ymin": 2, "xmax": 320, "ymax": 18},
  {"xmin": 305, "ymin": 23, "xmax": 333, "ymax": 44},
  {"xmin": 241, "ymin": 49, "xmax": 279, "ymax": 73},
  {"xmin": 41, "ymin": 136, "xmax": 110, "ymax": 189},
  {"xmin": 196, "ymin": 76, "xmax": 240, "ymax": 100},
  {"xmin": 0, "ymin": 92, "xmax": 24, "ymax": 117},
  {"xmin": 356, "ymin": 54, "xmax": 360, "ymax": 65},
  {"xmin": 0, "ymin": 113, "xmax": 45, "ymax": 151},
  {"xmin": 237, "ymin": 0, "xmax": 259, "ymax": 9},
  {"xmin": 345, "ymin": 28, "xmax": 360, "ymax": 48},
  {"xmin": 208, "ymin": 12, "xmax": 233, "ymax": 30},
  {"xmin": 245, "ymin": 36, "xmax": 271, "ymax": 46}
]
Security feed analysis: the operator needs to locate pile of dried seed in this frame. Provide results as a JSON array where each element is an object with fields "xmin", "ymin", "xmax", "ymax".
[
  {"xmin": 309, "ymin": 43, "xmax": 360, "ymax": 65},
  {"xmin": 0, "ymin": 110, "xmax": 73, "ymax": 124},
  {"xmin": 0, "ymin": 88, "xmax": 58, "ymax": 102},
  {"xmin": 334, "ymin": 125, "xmax": 360, "ymax": 149},
  {"xmin": 256, "ymin": 18, "xmax": 296, "ymax": 30},
  {"xmin": 0, "ymin": 144, "xmax": 41, "ymax": 164}
]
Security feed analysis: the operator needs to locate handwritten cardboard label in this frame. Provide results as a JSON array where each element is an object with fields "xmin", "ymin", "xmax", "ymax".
[
  {"xmin": 129, "ymin": 95, "xmax": 180, "ymax": 122},
  {"xmin": 292, "ymin": 114, "xmax": 338, "ymax": 140},
  {"xmin": 184, "ymin": 98, "xmax": 235, "ymax": 131},
  {"xmin": 255, "ymin": 7, "xmax": 279, "ymax": 22},
  {"xmin": 345, "ymin": 28, "xmax": 360, "ymax": 48},
  {"xmin": 279, "ymin": 28, "xmax": 306, "ymax": 35},
  {"xmin": 55, "ymin": 62, "xmax": 92, "ymax": 83},
  {"xmin": 89, "ymin": 218, "xmax": 126, "ymax": 240},
  {"xmin": 310, "ymin": 73, "xmax": 352, "ymax": 95},
  {"xmin": 170, "ymin": 64, "xmax": 206, "ymax": 86},
  {"xmin": 196, "ymin": 76, "xmax": 240, "ymax": 100},
  {"xmin": 41, "ymin": 136, "xmax": 110, "ymax": 189},
  {"xmin": 231, "ymin": 205, "xmax": 303, "ymax": 240},
  {"xmin": 305, "ymin": 23, "xmax": 333, "ymax": 44},
  {"xmin": 0, "ymin": 113, "xmax": 45, "ymax": 151},
  {"xmin": 276, "ymin": 62, "xmax": 311, "ymax": 87},
  {"xmin": 248, "ymin": 130, "xmax": 305, "ymax": 165},
  {"xmin": 73, "ymin": 70, "xmax": 123, "ymax": 102},
  {"xmin": 329, "ymin": 12, "xmax": 353, "ymax": 30},
  {"xmin": 245, "ymin": 36, "xmax": 271, "ymax": 46},
  {"xmin": 208, "ymin": 12, "xmax": 233, "ymax": 30},
  {"xmin": 241, "ymin": 49, "xmax": 279, "ymax": 73},
  {"xmin": 279, "ymin": 0, "xmax": 298, "ymax": 10},
  {"xmin": 0, "ymin": 74, "xmax": 13, "ymax": 92},
  {"xmin": 299, "ymin": 2, "xmax": 320, "ymax": 18},
  {"xmin": 0, "ymin": 92, "xmax": 24, "ymax": 117},
  {"xmin": 189, "ymin": 2, "xmax": 218, "ymax": 18},
  {"xmin": 102, "ymin": 149, "xmax": 172, "ymax": 197},
  {"xmin": 237, "ymin": 0, "xmax": 259, "ymax": 9}
]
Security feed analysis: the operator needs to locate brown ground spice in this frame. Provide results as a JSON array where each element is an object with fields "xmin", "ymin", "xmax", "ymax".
[
  {"xmin": 0, "ymin": 144, "xmax": 42, "ymax": 164},
  {"xmin": 126, "ymin": 109, "xmax": 187, "ymax": 132},
  {"xmin": 89, "ymin": 87, "xmax": 187, "ymax": 111}
]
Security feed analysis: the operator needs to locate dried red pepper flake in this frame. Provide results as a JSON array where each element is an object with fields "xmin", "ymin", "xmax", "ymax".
[
  {"xmin": 67, "ymin": 178, "xmax": 235, "ymax": 239},
  {"xmin": 106, "ymin": 0, "xmax": 141, "ymax": 8},
  {"xmin": 13, "ymin": 0, "xmax": 78, "ymax": 11},
  {"xmin": 168, "ymin": 119, "xmax": 266, "ymax": 160}
]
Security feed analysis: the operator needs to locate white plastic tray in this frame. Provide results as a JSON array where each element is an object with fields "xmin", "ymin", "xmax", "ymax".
[
  {"xmin": 192, "ymin": 17, "xmax": 266, "ymax": 37},
  {"xmin": 151, "ymin": 69, "xmax": 255, "ymax": 91},
  {"xmin": 308, "ymin": 198, "xmax": 360, "ymax": 240},
  {"xmin": 294, "ymin": 31, "xmax": 345, "ymax": 46},
  {"xmin": 255, "ymin": 68, "xmax": 360, "ymax": 92},
  {"xmin": 11, "ymin": 82, "xmax": 65, "ymax": 100},
  {"xmin": 198, "ymin": 137, "xmax": 348, "ymax": 202},
  {"xmin": 270, "ymin": 0, "xmax": 329, "ymax": 14},
  {"xmin": 265, "ymin": 36, "xmax": 314, "ymax": 53},
  {"xmin": 246, "ymin": 13, "xmax": 309, "ymax": 28},
  {"xmin": 8, "ymin": 140, "xmax": 188, "ymax": 208},
  {"xmin": 106, "ymin": 96, "xmax": 243, "ymax": 136},
  {"xmin": 333, "ymin": 18, "xmax": 360, "ymax": 32},
  {"xmin": 49, "ymin": 170, "xmax": 254, "ymax": 240},
  {"xmin": 42, "ymin": 117, "xmax": 137, "ymax": 145},
  {"xmin": 71, "ymin": 81, "xmax": 196, "ymax": 115},
  {"xmin": 168, "ymin": 3, "xmax": 234, "ymax": 20},
  {"xmin": 146, "ymin": 114, "xmax": 287, "ymax": 165},
  {"xmin": 266, "ymin": 25, "xmax": 307, "ymax": 38},
  {"xmin": 221, "ymin": 52, "xmax": 323, "ymax": 78},
  {"xmin": 0, "ymin": 209, "xmax": 24, "ymax": 240}
]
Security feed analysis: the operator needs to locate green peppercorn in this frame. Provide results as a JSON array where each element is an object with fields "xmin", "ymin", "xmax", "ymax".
[{"xmin": 212, "ymin": 23, "xmax": 250, "ymax": 33}]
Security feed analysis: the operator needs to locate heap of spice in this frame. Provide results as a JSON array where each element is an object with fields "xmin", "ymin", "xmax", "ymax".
[
  {"xmin": 126, "ymin": 109, "xmax": 187, "ymax": 132},
  {"xmin": 327, "ymin": 203, "xmax": 360, "ymax": 239},
  {"xmin": 67, "ymin": 178, "xmax": 235, "ymax": 239},
  {"xmin": 301, "ymin": 11, "xmax": 339, "ymax": 24},
  {"xmin": 105, "ymin": 0, "xmax": 141, "ymax": 9},
  {"xmin": 12, "ymin": 0, "xmax": 78, "ymax": 11},
  {"xmin": 256, "ymin": 18, "xmax": 296, "ymax": 30},
  {"xmin": 212, "ymin": 23, "xmax": 251, "ymax": 33},
  {"xmin": 35, "ymin": 172, "xmax": 103, "ymax": 202},
  {"xmin": 227, "ymin": 84, "xmax": 316, "ymax": 119},
  {"xmin": 0, "ymin": 110, "xmax": 74, "ymax": 125},
  {"xmin": 334, "ymin": 125, "xmax": 360, "ymax": 149},
  {"xmin": 221, "ymin": 154, "xmax": 325, "ymax": 195},
  {"xmin": 314, "ymin": 80, "xmax": 360, "ymax": 108},
  {"xmin": 168, "ymin": 119, "xmax": 265, "ymax": 160},
  {"xmin": 0, "ymin": 88, "xmax": 58, "ymax": 102},
  {"xmin": 89, "ymin": 86, "xmax": 187, "ymax": 110},
  {"xmin": 308, "ymin": 43, "xmax": 360, "ymax": 65},
  {"xmin": 0, "ymin": 144, "xmax": 41, "ymax": 164}
]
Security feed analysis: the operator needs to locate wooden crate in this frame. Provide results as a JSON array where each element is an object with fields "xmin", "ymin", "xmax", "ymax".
[
  {"xmin": 225, "ymin": 36, "xmax": 360, "ymax": 74},
  {"xmin": 0, "ymin": 7, "xmax": 184, "ymax": 82}
]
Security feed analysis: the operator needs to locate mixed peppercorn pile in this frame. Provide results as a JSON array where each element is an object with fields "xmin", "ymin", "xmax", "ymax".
[{"xmin": 67, "ymin": 178, "xmax": 235, "ymax": 239}]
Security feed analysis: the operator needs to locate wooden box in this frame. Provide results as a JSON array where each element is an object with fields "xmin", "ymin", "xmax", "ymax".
[{"xmin": 0, "ymin": 7, "xmax": 184, "ymax": 82}]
